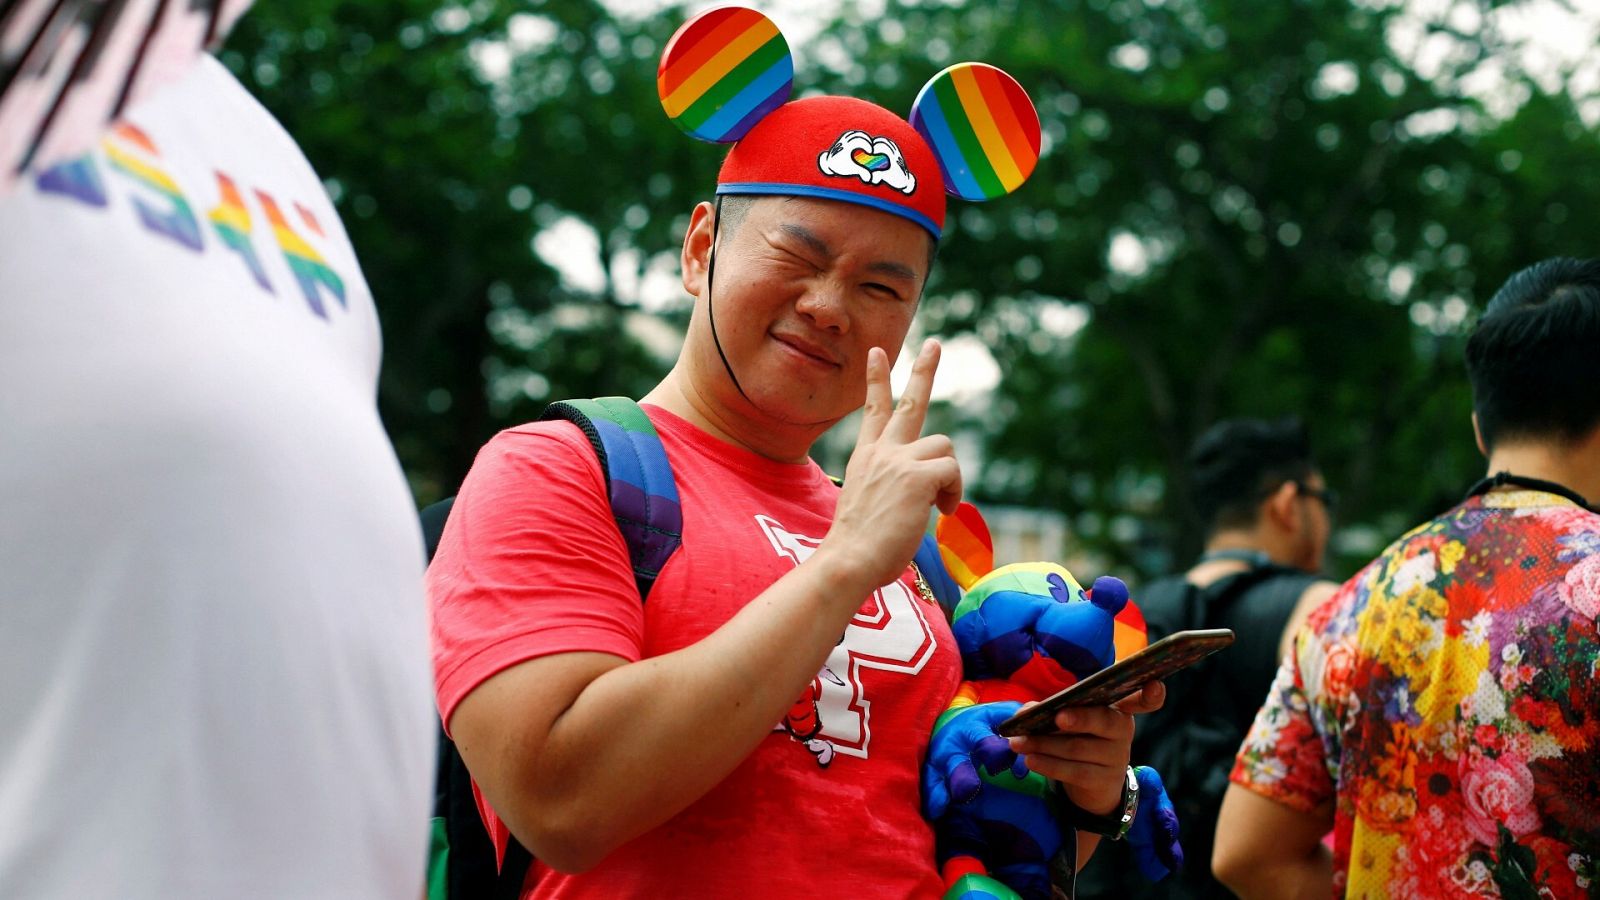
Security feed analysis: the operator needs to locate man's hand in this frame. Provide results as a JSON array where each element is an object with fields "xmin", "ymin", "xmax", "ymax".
[
  {"xmin": 1005, "ymin": 682, "xmax": 1166, "ymax": 816},
  {"xmin": 816, "ymin": 338, "xmax": 963, "ymax": 592}
]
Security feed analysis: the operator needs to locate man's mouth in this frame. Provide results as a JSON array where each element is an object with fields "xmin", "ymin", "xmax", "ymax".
[{"xmin": 773, "ymin": 333, "xmax": 841, "ymax": 367}]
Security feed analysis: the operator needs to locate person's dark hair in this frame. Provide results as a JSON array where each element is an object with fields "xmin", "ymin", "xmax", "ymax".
[
  {"xmin": 716, "ymin": 194, "xmax": 759, "ymax": 237},
  {"xmin": 1189, "ymin": 417, "xmax": 1317, "ymax": 534},
  {"xmin": 1466, "ymin": 258, "xmax": 1600, "ymax": 451},
  {"xmin": 713, "ymin": 195, "xmax": 940, "ymax": 277}
]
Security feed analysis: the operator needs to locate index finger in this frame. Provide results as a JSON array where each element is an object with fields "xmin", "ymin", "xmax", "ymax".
[
  {"xmin": 1048, "ymin": 704, "xmax": 1131, "ymax": 739},
  {"xmin": 856, "ymin": 346, "xmax": 893, "ymax": 444},
  {"xmin": 881, "ymin": 338, "xmax": 940, "ymax": 444},
  {"xmin": 1111, "ymin": 681, "xmax": 1166, "ymax": 715}
]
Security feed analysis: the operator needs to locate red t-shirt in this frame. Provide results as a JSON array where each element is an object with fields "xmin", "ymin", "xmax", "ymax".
[{"xmin": 429, "ymin": 404, "xmax": 961, "ymax": 898}]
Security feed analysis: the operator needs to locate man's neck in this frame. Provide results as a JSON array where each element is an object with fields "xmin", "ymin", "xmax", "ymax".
[
  {"xmin": 1188, "ymin": 528, "xmax": 1312, "ymax": 582},
  {"xmin": 643, "ymin": 366, "xmax": 834, "ymax": 464},
  {"xmin": 1187, "ymin": 533, "xmax": 1268, "ymax": 587},
  {"xmin": 1202, "ymin": 533, "xmax": 1269, "ymax": 557},
  {"xmin": 1482, "ymin": 436, "xmax": 1600, "ymax": 504}
]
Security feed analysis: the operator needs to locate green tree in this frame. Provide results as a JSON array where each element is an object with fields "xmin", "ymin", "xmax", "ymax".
[
  {"xmin": 224, "ymin": 0, "xmax": 1600, "ymax": 579},
  {"xmin": 809, "ymin": 0, "xmax": 1600, "ymax": 576},
  {"xmin": 224, "ymin": 0, "xmax": 701, "ymax": 501}
]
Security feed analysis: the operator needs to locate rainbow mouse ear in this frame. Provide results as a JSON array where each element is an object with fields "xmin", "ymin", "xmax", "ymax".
[
  {"xmin": 657, "ymin": 6, "xmax": 794, "ymax": 144},
  {"xmin": 909, "ymin": 62, "xmax": 1041, "ymax": 201}
]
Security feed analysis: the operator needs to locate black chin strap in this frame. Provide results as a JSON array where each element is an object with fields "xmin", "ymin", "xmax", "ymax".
[
  {"xmin": 1466, "ymin": 471, "xmax": 1597, "ymax": 512},
  {"xmin": 705, "ymin": 195, "xmax": 750, "ymax": 403}
]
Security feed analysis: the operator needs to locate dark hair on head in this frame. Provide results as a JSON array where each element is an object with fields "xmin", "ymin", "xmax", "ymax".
[
  {"xmin": 1466, "ymin": 258, "xmax": 1600, "ymax": 451},
  {"xmin": 1188, "ymin": 417, "xmax": 1317, "ymax": 535},
  {"xmin": 716, "ymin": 194, "xmax": 759, "ymax": 237}
]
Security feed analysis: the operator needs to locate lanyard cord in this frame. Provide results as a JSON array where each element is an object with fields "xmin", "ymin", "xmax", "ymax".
[{"xmin": 1465, "ymin": 470, "xmax": 1597, "ymax": 512}]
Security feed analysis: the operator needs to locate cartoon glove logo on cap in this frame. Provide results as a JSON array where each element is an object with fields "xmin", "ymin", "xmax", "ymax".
[{"xmin": 818, "ymin": 131, "xmax": 917, "ymax": 195}]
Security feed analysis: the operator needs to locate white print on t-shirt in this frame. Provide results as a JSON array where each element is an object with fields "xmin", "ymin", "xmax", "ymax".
[{"xmin": 757, "ymin": 515, "xmax": 939, "ymax": 767}]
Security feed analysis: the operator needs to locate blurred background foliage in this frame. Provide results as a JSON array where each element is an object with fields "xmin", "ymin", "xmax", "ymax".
[{"xmin": 221, "ymin": 0, "xmax": 1600, "ymax": 581}]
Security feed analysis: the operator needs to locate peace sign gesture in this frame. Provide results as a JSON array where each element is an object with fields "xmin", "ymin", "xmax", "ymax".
[{"xmin": 815, "ymin": 339, "xmax": 963, "ymax": 594}]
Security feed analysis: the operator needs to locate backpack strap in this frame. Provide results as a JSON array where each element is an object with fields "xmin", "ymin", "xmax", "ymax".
[
  {"xmin": 1172, "ymin": 562, "xmax": 1310, "ymax": 711},
  {"xmin": 1180, "ymin": 563, "xmax": 1284, "ymax": 633},
  {"xmin": 493, "ymin": 841, "xmax": 534, "ymax": 900},
  {"xmin": 420, "ymin": 496, "xmax": 455, "ymax": 561},
  {"xmin": 539, "ymin": 397, "xmax": 684, "ymax": 601},
  {"xmin": 912, "ymin": 533, "xmax": 963, "ymax": 614}
]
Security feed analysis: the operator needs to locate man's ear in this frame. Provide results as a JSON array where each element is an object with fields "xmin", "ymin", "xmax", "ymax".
[
  {"xmin": 681, "ymin": 200, "xmax": 717, "ymax": 299},
  {"xmin": 1263, "ymin": 481, "xmax": 1300, "ymax": 532},
  {"xmin": 1471, "ymin": 412, "xmax": 1488, "ymax": 458}
]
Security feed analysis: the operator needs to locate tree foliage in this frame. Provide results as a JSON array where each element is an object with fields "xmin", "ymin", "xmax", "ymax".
[
  {"xmin": 807, "ymin": 0, "xmax": 1600, "ymax": 573},
  {"xmin": 222, "ymin": 0, "xmax": 1600, "ymax": 578},
  {"xmin": 224, "ymin": 0, "xmax": 697, "ymax": 500}
]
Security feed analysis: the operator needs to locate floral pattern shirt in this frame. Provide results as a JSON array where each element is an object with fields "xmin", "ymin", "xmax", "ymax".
[{"xmin": 1230, "ymin": 490, "xmax": 1600, "ymax": 898}]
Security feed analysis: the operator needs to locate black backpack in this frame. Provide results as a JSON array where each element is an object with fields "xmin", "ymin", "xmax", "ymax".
[
  {"xmin": 422, "ymin": 398, "xmax": 684, "ymax": 900},
  {"xmin": 1077, "ymin": 564, "xmax": 1315, "ymax": 899}
]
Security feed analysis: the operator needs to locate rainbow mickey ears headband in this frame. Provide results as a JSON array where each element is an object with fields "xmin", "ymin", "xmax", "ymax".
[{"xmin": 656, "ymin": 6, "xmax": 1041, "ymax": 240}]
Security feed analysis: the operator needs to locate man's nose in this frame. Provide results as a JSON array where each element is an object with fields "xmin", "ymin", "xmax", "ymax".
[{"xmin": 795, "ymin": 280, "xmax": 850, "ymax": 333}]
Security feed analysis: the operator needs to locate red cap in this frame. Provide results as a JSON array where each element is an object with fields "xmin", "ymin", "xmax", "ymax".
[{"xmin": 716, "ymin": 95, "xmax": 946, "ymax": 239}]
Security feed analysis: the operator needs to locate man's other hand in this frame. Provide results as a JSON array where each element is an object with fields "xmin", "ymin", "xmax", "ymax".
[{"xmin": 1006, "ymin": 681, "xmax": 1167, "ymax": 816}]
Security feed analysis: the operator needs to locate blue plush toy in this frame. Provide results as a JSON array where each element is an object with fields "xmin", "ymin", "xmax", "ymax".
[{"xmin": 921, "ymin": 504, "xmax": 1183, "ymax": 900}]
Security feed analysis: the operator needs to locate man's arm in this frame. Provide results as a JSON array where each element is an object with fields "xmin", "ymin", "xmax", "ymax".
[
  {"xmin": 1219, "ymin": 593, "xmax": 1342, "ymax": 897},
  {"xmin": 1212, "ymin": 784, "xmax": 1333, "ymax": 898},
  {"xmin": 1278, "ymin": 580, "xmax": 1338, "ymax": 661},
  {"xmin": 448, "ymin": 341, "xmax": 962, "ymax": 873}
]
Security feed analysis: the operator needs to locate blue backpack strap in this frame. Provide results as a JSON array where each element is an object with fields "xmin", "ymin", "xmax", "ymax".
[
  {"xmin": 539, "ymin": 397, "xmax": 683, "ymax": 601},
  {"xmin": 912, "ymin": 533, "xmax": 963, "ymax": 615}
]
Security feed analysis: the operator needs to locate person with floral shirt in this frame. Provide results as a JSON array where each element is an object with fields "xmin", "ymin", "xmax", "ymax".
[{"xmin": 1213, "ymin": 257, "xmax": 1600, "ymax": 899}]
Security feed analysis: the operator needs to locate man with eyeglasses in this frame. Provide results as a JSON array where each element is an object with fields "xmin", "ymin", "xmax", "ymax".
[{"xmin": 1079, "ymin": 416, "xmax": 1339, "ymax": 900}]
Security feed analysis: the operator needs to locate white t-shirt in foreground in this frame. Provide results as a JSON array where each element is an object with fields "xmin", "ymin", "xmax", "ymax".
[{"xmin": 0, "ymin": 56, "xmax": 434, "ymax": 898}]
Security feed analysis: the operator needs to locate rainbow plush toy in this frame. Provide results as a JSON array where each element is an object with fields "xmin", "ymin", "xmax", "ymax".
[{"xmin": 921, "ymin": 504, "xmax": 1183, "ymax": 900}]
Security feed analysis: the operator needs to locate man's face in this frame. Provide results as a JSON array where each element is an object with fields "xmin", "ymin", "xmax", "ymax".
[{"xmin": 682, "ymin": 195, "xmax": 932, "ymax": 427}]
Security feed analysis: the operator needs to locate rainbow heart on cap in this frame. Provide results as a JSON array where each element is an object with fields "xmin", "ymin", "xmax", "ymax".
[
  {"xmin": 657, "ymin": 6, "xmax": 794, "ymax": 143},
  {"xmin": 910, "ymin": 62, "xmax": 1041, "ymax": 201},
  {"xmin": 851, "ymin": 148, "xmax": 892, "ymax": 172}
]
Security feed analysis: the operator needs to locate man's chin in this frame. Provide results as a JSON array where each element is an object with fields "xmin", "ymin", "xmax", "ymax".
[{"xmin": 746, "ymin": 390, "xmax": 850, "ymax": 430}]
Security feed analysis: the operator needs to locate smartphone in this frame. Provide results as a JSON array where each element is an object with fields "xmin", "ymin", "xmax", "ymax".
[{"xmin": 996, "ymin": 628, "xmax": 1236, "ymax": 737}]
